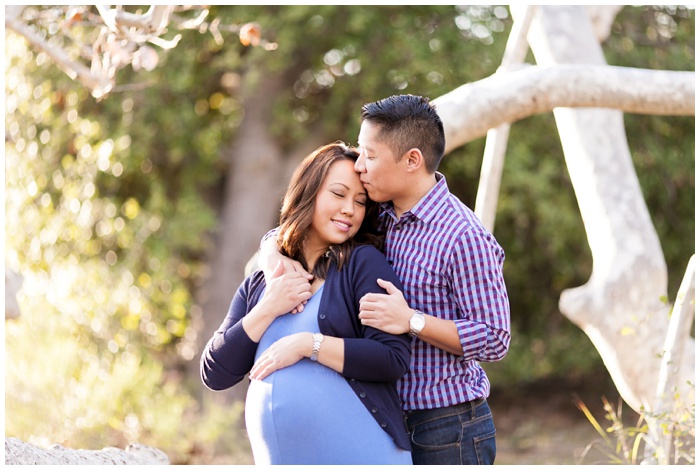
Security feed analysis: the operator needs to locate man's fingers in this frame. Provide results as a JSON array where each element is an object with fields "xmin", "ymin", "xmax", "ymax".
[
  {"xmin": 283, "ymin": 271, "xmax": 314, "ymax": 285},
  {"xmin": 358, "ymin": 309, "xmax": 375, "ymax": 320},
  {"xmin": 283, "ymin": 271, "xmax": 309, "ymax": 280},
  {"xmin": 276, "ymin": 272, "xmax": 312, "ymax": 298},
  {"xmin": 282, "ymin": 259, "xmax": 313, "ymax": 279},
  {"xmin": 377, "ymin": 278, "xmax": 399, "ymax": 294},
  {"xmin": 359, "ymin": 292, "xmax": 391, "ymax": 311}
]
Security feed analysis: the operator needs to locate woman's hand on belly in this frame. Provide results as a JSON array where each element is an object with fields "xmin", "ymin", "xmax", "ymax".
[{"xmin": 249, "ymin": 332, "xmax": 313, "ymax": 381}]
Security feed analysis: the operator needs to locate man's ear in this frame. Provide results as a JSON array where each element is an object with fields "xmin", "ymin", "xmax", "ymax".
[{"xmin": 404, "ymin": 148, "xmax": 424, "ymax": 173}]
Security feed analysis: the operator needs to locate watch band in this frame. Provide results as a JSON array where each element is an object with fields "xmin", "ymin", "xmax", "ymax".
[{"xmin": 310, "ymin": 333, "xmax": 324, "ymax": 362}]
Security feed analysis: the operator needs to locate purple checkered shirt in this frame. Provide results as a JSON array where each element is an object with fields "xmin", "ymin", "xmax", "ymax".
[{"xmin": 380, "ymin": 173, "xmax": 510, "ymax": 411}]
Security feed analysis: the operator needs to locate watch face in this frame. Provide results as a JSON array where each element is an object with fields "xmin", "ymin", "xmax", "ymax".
[{"xmin": 411, "ymin": 314, "xmax": 424, "ymax": 329}]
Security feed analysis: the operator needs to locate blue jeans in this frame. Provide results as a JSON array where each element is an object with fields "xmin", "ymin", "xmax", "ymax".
[{"xmin": 404, "ymin": 398, "xmax": 496, "ymax": 465}]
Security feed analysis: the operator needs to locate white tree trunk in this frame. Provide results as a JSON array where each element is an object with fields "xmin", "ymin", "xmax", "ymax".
[
  {"xmin": 4, "ymin": 438, "xmax": 169, "ymax": 465},
  {"xmin": 648, "ymin": 255, "xmax": 696, "ymax": 463},
  {"xmin": 507, "ymin": 4, "xmax": 694, "ymax": 413}
]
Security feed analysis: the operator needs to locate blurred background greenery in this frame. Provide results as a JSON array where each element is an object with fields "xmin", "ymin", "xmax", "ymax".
[{"xmin": 4, "ymin": 5, "xmax": 694, "ymax": 464}]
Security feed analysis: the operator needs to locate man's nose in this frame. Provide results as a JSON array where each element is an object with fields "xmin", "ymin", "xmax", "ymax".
[{"xmin": 354, "ymin": 155, "xmax": 365, "ymax": 173}]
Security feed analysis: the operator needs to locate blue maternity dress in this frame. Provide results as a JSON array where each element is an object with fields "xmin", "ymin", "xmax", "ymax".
[{"xmin": 245, "ymin": 285, "xmax": 413, "ymax": 465}]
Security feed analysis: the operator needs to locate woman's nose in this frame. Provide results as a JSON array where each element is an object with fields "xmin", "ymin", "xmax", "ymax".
[{"xmin": 341, "ymin": 199, "xmax": 354, "ymax": 215}]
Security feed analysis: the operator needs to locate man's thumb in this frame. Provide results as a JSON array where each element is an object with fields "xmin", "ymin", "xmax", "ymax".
[{"xmin": 377, "ymin": 278, "xmax": 398, "ymax": 294}]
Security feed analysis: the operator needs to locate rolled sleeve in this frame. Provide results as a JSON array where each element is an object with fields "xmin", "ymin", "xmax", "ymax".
[{"xmin": 451, "ymin": 230, "xmax": 511, "ymax": 362}]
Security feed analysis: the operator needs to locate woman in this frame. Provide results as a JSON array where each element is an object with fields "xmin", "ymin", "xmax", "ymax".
[{"xmin": 200, "ymin": 142, "xmax": 412, "ymax": 465}]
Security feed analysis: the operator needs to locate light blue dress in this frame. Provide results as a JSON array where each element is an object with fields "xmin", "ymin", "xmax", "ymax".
[{"xmin": 245, "ymin": 285, "xmax": 413, "ymax": 465}]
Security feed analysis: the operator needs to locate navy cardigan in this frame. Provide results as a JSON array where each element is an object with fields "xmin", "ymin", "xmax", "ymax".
[{"xmin": 200, "ymin": 244, "xmax": 412, "ymax": 451}]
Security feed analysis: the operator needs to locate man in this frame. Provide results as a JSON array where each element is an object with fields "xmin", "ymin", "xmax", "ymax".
[{"xmin": 260, "ymin": 94, "xmax": 510, "ymax": 465}]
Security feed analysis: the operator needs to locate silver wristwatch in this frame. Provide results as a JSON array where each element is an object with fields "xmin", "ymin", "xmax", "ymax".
[
  {"xmin": 310, "ymin": 333, "xmax": 324, "ymax": 362},
  {"xmin": 409, "ymin": 310, "xmax": 426, "ymax": 337}
]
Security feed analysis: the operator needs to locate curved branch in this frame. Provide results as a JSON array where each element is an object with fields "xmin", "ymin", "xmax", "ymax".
[
  {"xmin": 97, "ymin": 5, "xmax": 176, "ymax": 34},
  {"xmin": 434, "ymin": 64, "xmax": 695, "ymax": 153},
  {"xmin": 5, "ymin": 14, "xmax": 114, "ymax": 97}
]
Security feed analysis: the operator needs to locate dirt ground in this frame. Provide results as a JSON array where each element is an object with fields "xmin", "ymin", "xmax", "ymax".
[{"xmin": 489, "ymin": 370, "xmax": 642, "ymax": 465}]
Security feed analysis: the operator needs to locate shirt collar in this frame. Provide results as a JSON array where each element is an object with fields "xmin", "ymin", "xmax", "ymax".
[{"xmin": 379, "ymin": 172, "xmax": 449, "ymax": 223}]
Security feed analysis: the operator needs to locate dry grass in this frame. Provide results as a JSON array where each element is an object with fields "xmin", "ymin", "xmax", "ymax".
[{"xmin": 489, "ymin": 371, "xmax": 642, "ymax": 465}]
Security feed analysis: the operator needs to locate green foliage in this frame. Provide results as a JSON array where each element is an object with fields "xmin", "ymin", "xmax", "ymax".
[
  {"xmin": 5, "ymin": 12, "xmax": 239, "ymax": 462},
  {"xmin": 606, "ymin": 5, "xmax": 695, "ymax": 297},
  {"xmin": 229, "ymin": 5, "xmax": 510, "ymax": 147},
  {"xmin": 4, "ymin": 269, "xmax": 249, "ymax": 463}
]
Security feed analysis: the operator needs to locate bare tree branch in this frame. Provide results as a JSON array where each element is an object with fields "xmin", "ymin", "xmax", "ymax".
[
  {"xmin": 435, "ymin": 64, "xmax": 695, "ymax": 153},
  {"xmin": 4, "ymin": 5, "xmax": 272, "ymax": 100},
  {"xmin": 5, "ymin": 12, "xmax": 114, "ymax": 97}
]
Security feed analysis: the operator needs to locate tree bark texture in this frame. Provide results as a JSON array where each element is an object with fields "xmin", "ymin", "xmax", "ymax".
[{"xmin": 510, "ymin": 4, "xmax": 694, "ymax": 413}]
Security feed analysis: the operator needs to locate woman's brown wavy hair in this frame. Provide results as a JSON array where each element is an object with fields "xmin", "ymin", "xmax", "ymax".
[{"xmin": 277, "ymin": 141, "xmax": 384, "ymax": 281}]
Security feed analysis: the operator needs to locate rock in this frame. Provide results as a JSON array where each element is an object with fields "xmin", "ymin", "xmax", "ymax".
[{"xmin": 4, "ymin": 437, "xmax": 170, "ymax": 465}]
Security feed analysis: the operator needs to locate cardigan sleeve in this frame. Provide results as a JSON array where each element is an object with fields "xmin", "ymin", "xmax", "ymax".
[
  {"xmin": 341, "ymin": 246, "xmax": 411, "ymax": 382},
  {"xmin": 200, "ymin": 274, "xmax": 262, "ymax": 391}
]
